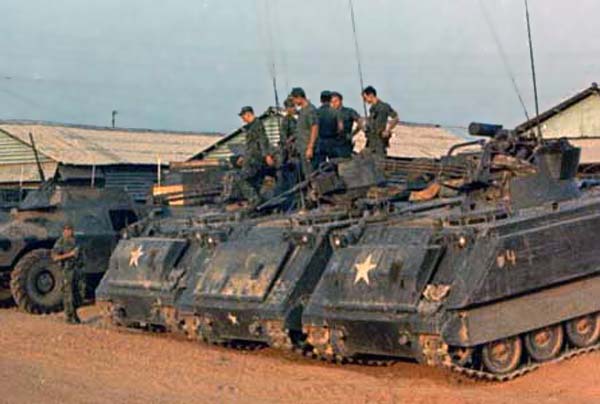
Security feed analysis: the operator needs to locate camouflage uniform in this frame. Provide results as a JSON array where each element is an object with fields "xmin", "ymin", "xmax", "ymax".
[
  {"xmin": 296, "ymin": 102, "xmax": 319, "ymax": 177},
  {"xmin": 316, "ymin": 104, "xmax": 343, "ymax": 162},
  {"xmin": 335, "ymin": 106, "xmax": 360, "ymax": 158},
  {"xmin": 231, "ymin": 118, "xmax": 272, "ymax": 207},
  {"xmin": 277, "ymin": 113, "xmax": 302, "ymax": 192},
  {"xmin": 279, "ymin": 114, "xmax": 298, "ymax": 164},
  {"xmin": 366, "ymin": 101, "xmax": 398, "ymax": 156},
  {"xmin": 52, "ymin": 235, "xmax": 81, "ymax": 323}
]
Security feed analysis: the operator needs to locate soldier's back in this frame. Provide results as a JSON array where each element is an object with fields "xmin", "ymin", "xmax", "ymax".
[{"xmin": 317, "ymin": 105, "xmax": 340, "ymax": 140}]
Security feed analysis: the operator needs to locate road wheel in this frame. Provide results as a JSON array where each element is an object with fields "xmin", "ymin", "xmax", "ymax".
[
  {"xmin": 481, "ymin": 336, "xmax": 522, "ymax": 374},
  {"xmin": 10, "ymin": 249, "xmax": 64, "ymax": 314},
  {"xmin": 449, "ymin": 346, "xmax": 475, "ymax": 367},
  {"xmin": 565, "ymin": 314, "xmax": 600, "ymax": 348},
  {"xmin": 524, "ymin": 325, "xmax": 564, "ymax": 362}
]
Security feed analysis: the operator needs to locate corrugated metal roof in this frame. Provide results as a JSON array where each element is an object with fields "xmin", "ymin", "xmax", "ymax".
[
  {"xmin": 0, "ymin": 120, "xmax": 223, "ymax": 166},
  {"xmin": 0, "ymin": 162, "xmax": 58, "ymax": 184},
  {"xmin": 0, "ymin": 131, "xmax": 53, "ymax": 165}
]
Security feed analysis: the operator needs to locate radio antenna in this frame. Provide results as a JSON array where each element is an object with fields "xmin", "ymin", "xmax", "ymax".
[
  {"xmin": 524, "ymin": 0, "xmax": 543, "ymax": 141},
  {"xmin": 348, "ymin": 0, "xmax": 368, "ymax": 118},
  {"xmin": 479, "ymin": 0, "xmax": 530, "ymax": 122},
  {"xmin": 260, "ymin": 0, "xmax": 281, "ymax": 108}
]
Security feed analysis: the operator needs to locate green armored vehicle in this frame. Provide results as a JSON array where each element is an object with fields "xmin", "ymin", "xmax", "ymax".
[
  {"xmin": 0, "ymin": 183, "xmax": 140, "ymax": 313},
  {"xmin": 303, "ymin": 125, "xmax": 600, "ymax": 380}
]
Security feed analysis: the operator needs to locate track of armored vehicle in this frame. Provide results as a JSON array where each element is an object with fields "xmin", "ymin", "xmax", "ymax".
[{"xmin": 302, "ymin": 126, "xmax": 600, "ymax": 380}]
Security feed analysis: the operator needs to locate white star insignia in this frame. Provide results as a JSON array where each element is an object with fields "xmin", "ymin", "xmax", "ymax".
[
  {"xmin": 227, "ymin": 313, "xmax": 238, "ymax": 325},
  {"xmin": 129, "ymin": 245, "xmax": 144, "ymax": 267},
  {"xmin": 354, "ymin": 253, "xmax": 377, "ymax": 285}
]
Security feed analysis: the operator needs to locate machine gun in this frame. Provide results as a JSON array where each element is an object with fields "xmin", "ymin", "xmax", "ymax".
[{"xmin": 454, "ymin": 122, "xmax": 581, "ymax": 209}]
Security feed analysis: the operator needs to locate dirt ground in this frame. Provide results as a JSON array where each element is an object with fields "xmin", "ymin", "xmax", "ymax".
[{"xmin": 1, "ymin": 306, "xmax": 599, "ymax": 404}]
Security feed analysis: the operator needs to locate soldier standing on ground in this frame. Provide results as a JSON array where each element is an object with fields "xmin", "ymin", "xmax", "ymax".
[
  {"xmin": 331, "ymin": 91, "xmax": 361, "ymax": 158},
  {"xmin": 229, "ymin": 106, "xmax": 275, "ymax": 209},
  {"xmin": 362, "ymin": 86, "xmax": 399, "ymax": 156},
  {"xmin": 316, "ymin": 90, "xmax": 344, "ymax": 162},
  {"xmin": 290, "ymin": 87, "xmax": 319, "ymax": 177},
  {"xmin": 51, "ymin": 223, "xmax": 81, "ymax": 324}
]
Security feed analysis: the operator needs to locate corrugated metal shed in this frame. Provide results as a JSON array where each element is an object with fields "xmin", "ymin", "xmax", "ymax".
[
  {"xmin": 0, "ymin": 120, "xmax": 222, "ymax": 166},
  {"xmin": 516, "ymin": 83, "xmax": 600, "ymax": 134},
  {"xmin": 0, "ymin": 132, "xmax": 53, "ymax": 165},
  {"xmin": 0, "ymin": 161, "xmax": 58, "ymax": 184},
  {"xmin": 513, "ymin": 83, "xmax": 600, "ymax": 165}
]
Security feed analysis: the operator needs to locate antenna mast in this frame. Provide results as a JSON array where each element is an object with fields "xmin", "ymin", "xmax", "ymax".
[
  {"xmin": 479, "ymin": 0, "xmax": 530, "ymax": 122},
  {"xmin": 524, "ymin": 0, "xmax": 543, "ymax": 141},
  {"xmin": 264, "ymin": 0, "xmax": 280, "ymax": 108},
  {"xmin": 348, "ymin": 0, "xmax": 368, "ymax": 118}
]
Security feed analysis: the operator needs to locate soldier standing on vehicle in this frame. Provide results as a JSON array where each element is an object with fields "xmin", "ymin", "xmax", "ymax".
[
  {"xmin": 291, "ymin": 87, "xmax": 319, "ymax": 177},
  {"xmin": 277, "ymin": 97, "xmax": 300, "ymax": 193},
  {"xmin": 51, "ymin": 223, "xmax": 81, "ymax": 324},
  {"xmin": 331, "ymin": 91, "xmax": 361, "ymax": 158},
  {"xmin": 227, "ymin": 106, "xmax": 275, "ymax": 209},
  {"xmin": 316, "ymin": 90, "xmax": 344, "ymax": 162},
  {"xmin": 362, "ymin": 86, "xmax": 399, "ymax": 156}
]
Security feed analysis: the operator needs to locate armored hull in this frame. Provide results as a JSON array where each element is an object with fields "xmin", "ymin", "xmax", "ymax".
[
  {"xmin": 178, "ymin": 210, "xmax": 360, "ymax": 348},
  {"xmin": 96, "ymin": 208, "xmax": 247, "ymax": 330},
  {"xmin": 303, "ymin": 136, "xmax": 600, "ymax": 379},
  {"xmin": 96, "ymin": 154, "xmax": 422, "ymax": 334}
]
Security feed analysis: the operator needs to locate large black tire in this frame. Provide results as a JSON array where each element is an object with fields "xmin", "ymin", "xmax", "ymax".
[
  {"xmin": 10, "ymin": 249, "xmax": 64, "ymax": 314},
  {"xmin": 0, "ymin": 288, "xmax": 14, "ymax": 307}
]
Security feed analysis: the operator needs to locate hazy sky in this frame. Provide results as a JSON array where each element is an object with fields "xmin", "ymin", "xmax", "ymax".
[{"xmin": 1, "ymin": 0, "xmax": 599, "ymax": 133}]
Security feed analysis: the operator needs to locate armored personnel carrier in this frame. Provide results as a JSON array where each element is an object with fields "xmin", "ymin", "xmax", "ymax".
[
  {"xmin": 0, "ymin": 183, "xmax": 140, "ymax": 313},
  {"xmin": 302, "ymin": 124, "xmax": 600, "ymax": 380},
  {"xmin": 96, "ymin": 154, "xmax": 454, "ymax": 343},
  {"xmin": 96, "ymin": 206, "xmax": 248, "ymax": 329}
]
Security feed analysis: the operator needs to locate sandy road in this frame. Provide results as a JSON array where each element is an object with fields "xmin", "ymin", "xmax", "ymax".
[{"xmin": 1, "ymin": 305, "xmax": 599, "ymax": 404}]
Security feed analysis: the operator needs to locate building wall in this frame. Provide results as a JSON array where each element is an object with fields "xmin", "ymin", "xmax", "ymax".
[{"xmin": 539, "ymin": 94, "xmax": 600, "ymax": 138}]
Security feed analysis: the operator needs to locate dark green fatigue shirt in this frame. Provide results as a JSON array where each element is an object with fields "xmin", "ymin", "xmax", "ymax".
[
  {"xmin": 338, "ymin": 106, "xmax": 360, "ymax": 139},
  {"xmin": 52, "ymin": 236, "xmax": 81, "ymax": 270},
  {"xmin": 243, "ymin": 118, "xmax": 272, "ymax": 173},
  {"xmin": 317, "ymin": 104, "xmax": 342, "ymax": 140},
  {"xmin": 296, "ymin": 103, "xmax": 319, "ymax": 152},
  {"xmin": 367, "ymin": 100, "xmax": 398, "ymax": 136}
]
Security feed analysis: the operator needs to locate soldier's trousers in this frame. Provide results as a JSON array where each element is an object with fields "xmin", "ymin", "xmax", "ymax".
[
  {"xmin": 62, "ymin": 269, "xmax": 79, "ymax": 321},
  {"xmin": 318, "ymin": 138, "xmax": 353, "ymax": 160},
  {"xmin": 231, "ymin": 164, "xmax": 265, "ymax": 207},
  {"xmin": 275, "ymin": 160, "xmax": 304, "ymax": 210},
  {"xmin": 366, "ymin": 134, "xmax": 388, "ymax": 157}
]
